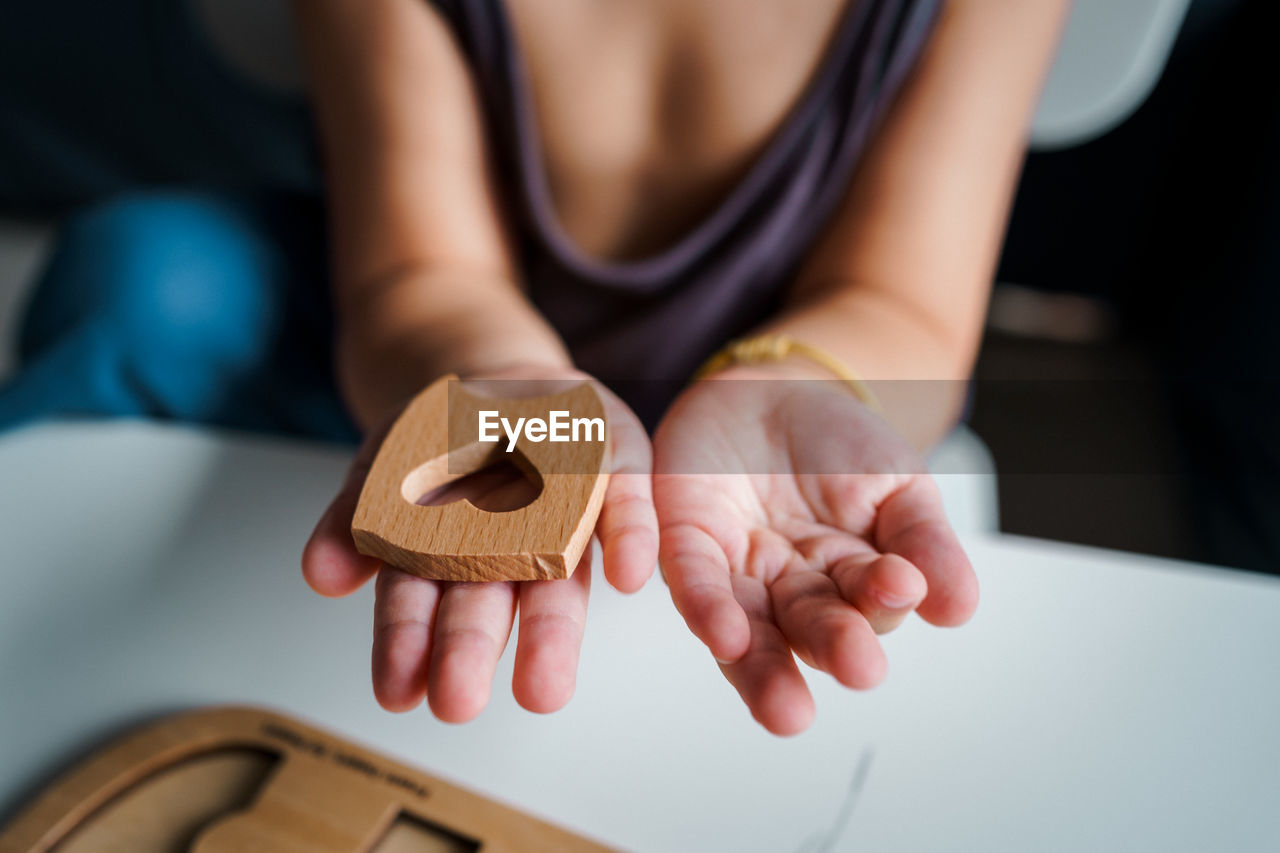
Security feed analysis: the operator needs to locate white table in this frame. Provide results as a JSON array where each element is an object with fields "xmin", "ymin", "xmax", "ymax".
[{"xmin": 2, "ymin": 421, "xmax": 1278, "ymax": 852}]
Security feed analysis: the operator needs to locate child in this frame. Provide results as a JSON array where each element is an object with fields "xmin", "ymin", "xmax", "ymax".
[{"xmin": 0, "ymin": 0, "xmax": 1068, "ymax": 734}]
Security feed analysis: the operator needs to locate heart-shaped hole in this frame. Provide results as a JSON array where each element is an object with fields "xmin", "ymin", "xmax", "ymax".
[{"xmin": 401, "ymin": 443, "xmax": 543, "ymax": 513}]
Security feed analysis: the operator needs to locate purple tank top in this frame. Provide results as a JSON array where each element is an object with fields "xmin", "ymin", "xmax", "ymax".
[{"xmin": 434, "ymin": 0, "xmax": 942, "ymax": 425}]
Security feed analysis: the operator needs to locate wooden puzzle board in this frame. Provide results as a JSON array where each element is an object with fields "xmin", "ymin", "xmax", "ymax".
[{"xmin": 0, "ymin": 707, "xmax": 613, "ymax": 853}]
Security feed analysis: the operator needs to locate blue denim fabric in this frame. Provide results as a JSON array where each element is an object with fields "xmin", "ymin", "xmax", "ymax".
[
  {"xmin": 0, "ymin": 2, "xmax": 356, "ymax": 440},
  {"xmin": 0, "ymin": 192, "xmax": 357, "ymax": 442}
]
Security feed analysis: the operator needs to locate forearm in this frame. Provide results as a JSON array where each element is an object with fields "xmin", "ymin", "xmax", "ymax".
[
  {"xmin": 293, "ymin": 1, "xmax": 569, "ymax": 429},
  {"xmin": 726, "ymin": 0, "xmax": 1069, "ymax": 450},
  {"xmin": 336, "ymin": 269, "xmax": 571, "ymax": 430}
]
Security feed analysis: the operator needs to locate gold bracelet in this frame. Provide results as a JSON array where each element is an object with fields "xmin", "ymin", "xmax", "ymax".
[{"xmin": 693, "ymin": 333, "xmax": 883, "ymax": 413}]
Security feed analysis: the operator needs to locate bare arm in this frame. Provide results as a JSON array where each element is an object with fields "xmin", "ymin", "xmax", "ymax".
[
  {"xmin": 652, "ymin": 0, "xmax": 1072, "ymax": 735},
  {"xmin": 295, "ymin": 1, "xmax": 660, "ymax": 726},
  {"xmin": 740, "ymin": 0, "xmax": 1071, "ymax": 448},
  {"xmin": 292, "ymin": 0, "xmax": 570, "ymax": 429}
]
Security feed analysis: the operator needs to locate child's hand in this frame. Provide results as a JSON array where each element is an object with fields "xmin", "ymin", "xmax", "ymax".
[
  {"xmin": 652, "ymin": 375, "xmax": 977, "ymax": 735},
  {"xmin": 301, "ymin": 366, "xmax": 657, "ymax": 721}
]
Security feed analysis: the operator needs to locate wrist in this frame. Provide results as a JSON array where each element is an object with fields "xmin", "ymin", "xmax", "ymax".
[
  {"xmin": 336, "ymin": 318, "xmax": 572, "ymax": 430},
  {"xmin": 693, "ymin": 334, "xmax": 883, "ymax": 414},
  {"xmin": 699, "ymin": 359, "xmax": 833, "ymax": 383}
]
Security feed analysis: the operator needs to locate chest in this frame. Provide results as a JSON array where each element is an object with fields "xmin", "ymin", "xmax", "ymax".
[{"xmin": 503, "ymin": 0, "xmax": 852, "ymax": 261}]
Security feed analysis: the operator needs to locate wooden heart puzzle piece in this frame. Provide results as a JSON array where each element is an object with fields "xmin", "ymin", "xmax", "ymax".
[
  {"xmin": 352, "ymin": 375, "xmax": 610, "ymax": 582},
  {"xmin": 0, "ymin": 706, "xmax": 615, "ymax": 852}
]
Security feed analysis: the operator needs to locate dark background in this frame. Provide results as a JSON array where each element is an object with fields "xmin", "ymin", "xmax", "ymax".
[{"xmin": 977, "ymin": 0, "xmax": 1278, "ymax": 574}]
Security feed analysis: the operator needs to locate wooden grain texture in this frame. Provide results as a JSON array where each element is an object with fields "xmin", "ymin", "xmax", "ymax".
[
  {"xmin": 0, "ymin": 706, "xmax": 616, "ymax": 853},
  {"xmin": 53, "ymin": 749, "xmax": 275, "ymax": 853},
  {"xmin": 351, "ymin": 376, "xmax": 610, "ymax": 582}
]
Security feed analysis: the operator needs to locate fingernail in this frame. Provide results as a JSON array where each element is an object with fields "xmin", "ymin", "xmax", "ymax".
[
  {"xmin": 874, "ymin": 589, "xmax": 920, "ymax": 610},
  {"xmin": 713, "ymin": 648, "xmax": 737, "ymax": 665}
]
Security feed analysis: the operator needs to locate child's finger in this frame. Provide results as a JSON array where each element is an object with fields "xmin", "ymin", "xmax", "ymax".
[
  {"xmin": 874, "ymin": 477, "xmax": 979, "ymax": 627},
  {"xmin": 301, "ymin": 422, "xmax": 391, "ymax": 597},
  {"xmin": 597, "ymin": 386, "xmax": 659, "ymax": 592},
  {"xmin": 830, "ymin": 553, "xmax": 927, "ymax": 635},
  {"xmin": 301, "ymin": 481, "xmax": 382, "ymax": 597},
  {"xmin": 658, "ymin": 521, "xmax": 751, "ymax": 664},
  {"xmin": 770, "ymin": 571, "xmax": 887, "ymax": 689},
  {"xmin": 718, "ymin": 575, "xmax": 816, "ymax": 736},
  {"xmin": 598, "ymin": 471, "xmax": 659, "ymax": 593},
  {"xmin": 371, "ymin": 568, "xmax": 442, "ymax": 712},
  {"xmin": 512, "ymin": 546, "xmax": 593, "ymax": 713},
  {"xmin": 426, "ymin": 580, "xmax": 518, "ymax": 723}
]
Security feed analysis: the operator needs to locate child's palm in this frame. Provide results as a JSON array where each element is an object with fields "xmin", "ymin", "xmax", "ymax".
[
  {"xmin": 653, "ymin": 380, "xmax": 977, "ymax": 735},
  {"xmin": 302, "ymin": 368, "xmax": 658, "ymax": 722}
]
